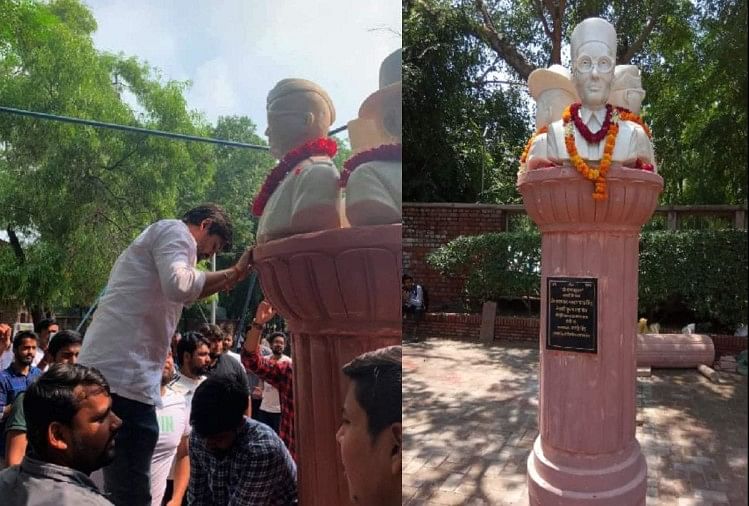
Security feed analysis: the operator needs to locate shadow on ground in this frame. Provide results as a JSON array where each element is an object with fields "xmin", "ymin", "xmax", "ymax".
[{"xmin": 403, "ymin": 338, "xmax": 748, "ymax": 505}]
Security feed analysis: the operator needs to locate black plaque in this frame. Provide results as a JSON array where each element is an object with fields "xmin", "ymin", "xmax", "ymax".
[{"xmin": 546, "ymin": 277, "xmax": 597, "ymax": 353}]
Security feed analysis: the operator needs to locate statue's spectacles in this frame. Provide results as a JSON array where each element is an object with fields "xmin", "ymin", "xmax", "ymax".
[{"xmin": 574, "ymin": 56, "xmax": 614, "ymax": 74}]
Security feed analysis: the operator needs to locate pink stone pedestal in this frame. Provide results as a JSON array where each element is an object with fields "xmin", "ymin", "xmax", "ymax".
[
  {"xmin": 253, "ymin": 224, "xmax": 402, "ymax": 506},
  {"xmin": 517, "ymin": 166, "xmax": 663, "ymax": 505}
]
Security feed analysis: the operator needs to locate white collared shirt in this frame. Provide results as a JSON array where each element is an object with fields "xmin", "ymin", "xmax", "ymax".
[
  {"xmin": 578, "ymin": 106, "xmax": 607, "ymax": 131},
  {"xmin": 78, "ymin": 220, "xmax": 206, "ymax": 406}
]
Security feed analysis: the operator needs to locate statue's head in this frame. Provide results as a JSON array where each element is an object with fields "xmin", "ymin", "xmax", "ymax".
[
  {"xmin": 348, "ymin": 49, "xmax": 402, "ymax": 153},
  {"xmin": 528, "ymin": 64, "xmax": 578, "ymax": 130},
  {"xmin": 570, "ymin": 18, "xmax": 617, "ymax": 109},
  {"xmin": 609, "ymin": 65, "xmax": 645, "ymax": 114},
  {"xmin": 266, "ymin": 79, "xmax": 335, "ymax": 159}
]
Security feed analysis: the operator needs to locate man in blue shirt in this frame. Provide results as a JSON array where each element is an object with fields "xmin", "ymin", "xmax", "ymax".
[{"xmin": 0, "ymin": 331, "xmax": 42, "ymax": 460}]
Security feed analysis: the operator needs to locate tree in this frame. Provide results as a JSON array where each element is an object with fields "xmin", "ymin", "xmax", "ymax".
[
  {"xmin": 404, "ymin": 0, "xmax": 747, "ymax": 205},
  {"xmin": 403, "ymin": 1, "xmax": 531, "ymax": 203},
  {"xmin": 0, "ymin": 0, "xmax": 215, "ymax": 319}
]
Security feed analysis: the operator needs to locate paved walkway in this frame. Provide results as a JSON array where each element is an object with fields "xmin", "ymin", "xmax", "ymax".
[{"xmin": 403, "ymin": 339, "xmax": 747, "ymax": 505}]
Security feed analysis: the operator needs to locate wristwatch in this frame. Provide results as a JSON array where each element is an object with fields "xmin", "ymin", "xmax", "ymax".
[{"xmin": 251, "ymin": 320, "xmax": 263, "ymax": 330}]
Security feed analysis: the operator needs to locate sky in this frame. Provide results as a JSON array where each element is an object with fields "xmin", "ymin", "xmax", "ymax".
[{"xmin": 83, "ymin": 0, "xmax": 402, "ymax": 143}]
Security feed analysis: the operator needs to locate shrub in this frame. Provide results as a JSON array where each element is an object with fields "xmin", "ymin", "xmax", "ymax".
[
  {"xmin": 638, "ymin": 229, "xmax": 747, "ymax": 332},
  {"xmin": 428, "ymin": 229, "xmax": 747, "ymax": 331},
  {"xmin": 426, "ymin": 231, "xmax": 541, "ymax": 312}
]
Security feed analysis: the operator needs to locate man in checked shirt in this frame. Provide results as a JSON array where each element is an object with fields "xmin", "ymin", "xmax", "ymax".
[
  {"xmin": 240, "ymin": 300, "xmax": 296, "ymax": 461},
  {"xmin": 187, "ymin": 374, "xmax": 297, "ymax": 505}
]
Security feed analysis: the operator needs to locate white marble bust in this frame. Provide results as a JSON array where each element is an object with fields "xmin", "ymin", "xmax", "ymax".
[
  {"xmin": 255, "ymin": 79, "xmax": 341, "ymax": 243},
  {"xmin": 609, "ymin": 64, "xmax": 645, "ymax": 114},
  {"xmin": 527, "ymin": 18, "xmax": 656, "ymax": 172},
  {"xmin": 343, "ymin": 48, "xmax": 402, "ymax": 226}
]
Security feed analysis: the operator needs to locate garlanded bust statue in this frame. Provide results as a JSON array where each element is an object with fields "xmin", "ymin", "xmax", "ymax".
[
  {"xmin": 340, "ymin": 48, "xmax": 402, "ymax": 226},
  {"xmin": 526, "ymin": 17, "xmax": 656, "ymax": 200},
  {"xmin": 520, "ymin": 64, "xmax": 578, "ymax": 173},
  {"xmin": 252, "ymin": 79, "xmax": 341, "ymax": 243}
]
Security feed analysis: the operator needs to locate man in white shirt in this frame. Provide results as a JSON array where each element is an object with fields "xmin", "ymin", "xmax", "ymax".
[
  {"xmin": 78, "ymin": 204, "xmax": 253, "ymax": 506},
  {"xmin": 151, "ymin": 351, "xmax": 189, "ymax": 506},
  {"xmin": 256, "ymin": 332, "xmax": 291, "ymax": 434},
  {"xmin": 31, "ymin": 318, "xmax": 59, "ymax": 370}
]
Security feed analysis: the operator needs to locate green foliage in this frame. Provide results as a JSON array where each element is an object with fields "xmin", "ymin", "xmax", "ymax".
[
  {"xmin": 643, "ymin": 0, "xmax": 747, "ymax": 204},
  {"xmin": 0, "ymin": 0, "xmax": 214, "ymax": 313},
  {"xmin": 639, "ymin": 229, "xmax": 747, "ymax": 332},
  {"xmin": 403, "ymin": 1, "xmax": 531, "ymax": 203},
  {"xmin": 426, "ymin": 231, "xmax": 541, "ymax": 311},
  {"xmin": 427, "ymin": 228, "xmax": 747, "ymax": 331}
]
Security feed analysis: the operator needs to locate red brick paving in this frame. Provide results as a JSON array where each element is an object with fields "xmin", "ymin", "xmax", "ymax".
[{"xmin": 403, "ymin": 339, "xmax": 747, "ymax": 505}]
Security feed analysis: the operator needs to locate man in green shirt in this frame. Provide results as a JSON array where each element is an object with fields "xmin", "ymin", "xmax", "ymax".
[{"xmin": 4, "ymin": 329, "xmax": 82, "ymax": 466}]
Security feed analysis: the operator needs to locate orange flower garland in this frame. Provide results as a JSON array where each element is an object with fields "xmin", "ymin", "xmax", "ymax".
[
  {"xmin": 562, "ymin": 105, "xmax": 619, "ymax": 201},
  {"xmin": 519, "ymin": 125, "xmax": 549, "ymax": 167},
  {"xmin": 615, "ymin": 107, "xmax": 652, "ymax": 139}
]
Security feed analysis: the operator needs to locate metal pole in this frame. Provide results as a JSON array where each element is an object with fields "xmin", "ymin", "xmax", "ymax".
[
  {"xmin": 75, "ymin": 286, "xmax": 106, "ymax": 332},
  {"xmin": 0, "ymin": 106, "xmax": 347, "ymax": 148},
  {"xmin": 210, "ymin": 254, "xmax": 217, "ymax": 324},
  {"xmin": 235, "ymin": 271, "xmax": 259, "ymax": 350}
]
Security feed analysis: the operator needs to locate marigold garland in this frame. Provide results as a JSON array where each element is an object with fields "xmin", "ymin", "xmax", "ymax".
[
  {"xmin": 251, "ymin": 137, "xmax": 337, "ymax": 217},
  {"xmin": 615, "ymin": 106, "xmax": 653, "ymax": 139},
  {"xmin": 339, "ymin": 143, "xmax": 402, "ymax": 188},
  {"xmin": 518, "ymin": 125, "xmax": 549, "ymax": 170},
  {"xmin": 562, "ymin": 104, "xmax": 619, "ymax": 201}
]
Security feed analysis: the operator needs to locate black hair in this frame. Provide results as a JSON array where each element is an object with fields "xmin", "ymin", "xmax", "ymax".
[
  {"xmin": 34, "ymin": 318, "xmax": 58, "ymax": 334},
  {"xmin": 12, "ymin": 331, "xmax": 38, "ymax": 352},
  {"xmin": 181, "ymin": 204, "xmax": 233, "ymax": 252},
  {"xmin": 190, "ymin": 375, "xmax": 248, "ymax": 437},
  {"xmin": 198, "ymin": 323, "xmax": 224, "ymax": 341},
  {"xmin": 48, "ymin": 330, "xmax": 83, "ymax": 359},
  {"xmin": 342, "ymin": 345, "xmax": 402, "ymax": 440},
  {"xmin": 402, "ymin": 274, "xmax": 413, "ymax": 283},
  {"xmin": 269, "ymin": 332, "xmax": 286, "ymax": 344},
  {"xmin": 176, "ymin": 331, "xmax": 210, "ymax": 367},
  {"xmin": 24, "ymin": 364, "xmax": 110, "ymax": 457}
]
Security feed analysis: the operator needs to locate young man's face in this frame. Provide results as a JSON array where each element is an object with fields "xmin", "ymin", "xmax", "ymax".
[
  {"xmin": 222, "ymin": 335, "xmax": 233, "ymax": 353},
  {"xmin": 14, "ymin": 338, "xmax": 37, "ymax": 366},
  {"xmin": 204, "ymin": 428, "xmax": 239, "ymax": 458},
  {"xmin": 64, "ymin": 386, "xmax": 122, "ymax": 475},
  {"xmin": 271, "ymin": 337, "xmax": 285, "ymax": 356},
  {"xmin": 40, "ymin": 324, "xmax": 60, "ymax": 349},
  {"xmin": 193, "ymin": 220, "xmax": 226, "ymax": 261},
  {"xmin": 52, "ymin": 344, "xmax": 81, "ymax": 365},
  {"xmin": 208, "ymin": 337, "xmax": 223, "ymax": 359},
  {"xmin": 185, "ymin": 344, "xmax": 211, "ymax": 376},
  {"xmin": 336, "ymin": 383, "xmax": 401, "ymax": 506}
]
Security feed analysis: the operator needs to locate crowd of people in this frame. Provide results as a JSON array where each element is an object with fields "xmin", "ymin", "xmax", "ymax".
[{"xmin": 0, "ymin": 204, "xmax": 402, "ymax": 506}]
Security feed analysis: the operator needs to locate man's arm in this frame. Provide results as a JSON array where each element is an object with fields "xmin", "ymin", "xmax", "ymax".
[
  {"xmin": 197, "ymin": 246, "xmax": 253, "ymax": 299},
  {"xmin": 167, "ymin": 435, "xmax": 190, "ymax": 506},
  {"xmin": 4, "ymin": 393, "xmax": 27, "ymax": 465},
  {"xmin": 0, "ymin": 379, "xmax": 10, "ymax": 420},
  {"xmin": 5, "ymin": 430, "xmax": 27, "ymax": 466}
]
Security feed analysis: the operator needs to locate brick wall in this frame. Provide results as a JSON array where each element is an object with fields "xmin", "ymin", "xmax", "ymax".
[
  {"xmin": 404, "ymin": 312, "xmax": 539, "ymax": 343},
  {"xmin": 403, "ymin": 203, "xmax": 508, "ymax": 310}
]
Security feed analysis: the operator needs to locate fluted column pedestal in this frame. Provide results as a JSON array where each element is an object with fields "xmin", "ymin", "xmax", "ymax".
[
  {"xmin": 253, "ymin": 224, "xmax": 401, "ymax": 506},
  {"xmin": 517, "ymin": 166, "xmax": 663, "ymax": 505}
]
